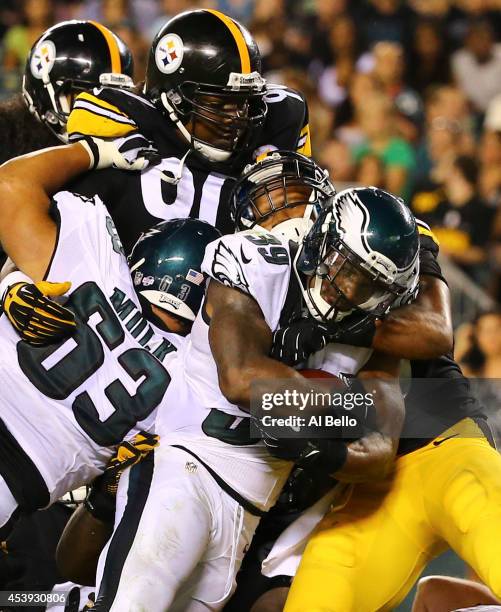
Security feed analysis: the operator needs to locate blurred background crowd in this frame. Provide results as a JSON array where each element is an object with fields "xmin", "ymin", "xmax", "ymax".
[
  {"xmin": 1, "ymin": 3, "xmax": 501, "ymax": 607},
  {"xmin": 1, "ymin": 0, "xmax": 501, "ymax": 374}
]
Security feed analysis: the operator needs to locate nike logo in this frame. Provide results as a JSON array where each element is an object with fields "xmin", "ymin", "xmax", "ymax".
[
  {"xmin": 433, "ymin": 433, "xmax": 459, "ymax": 446},
  {"xmin": 240, "ymin": 246, "xmax": 252, "ymax": 264}
]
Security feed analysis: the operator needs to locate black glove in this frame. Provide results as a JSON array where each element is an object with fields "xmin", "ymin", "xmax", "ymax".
[
  {"xmin": 261, "ymin": 428, "xmax": 348, "ymax": 475},
  {"xmin": 2, "ymin": 281, "xmax": 76, "ymax": 346},
  {"xmin": 271, "ymin": 318, "xmax": 332, "ymax": 366},
  {"xmin": 271, "ymin": 313, "xmax": 379, "ymax": 366},
  {"xmin": 328, "ymin": 313, "xmax": 378, "ymax": 348}
]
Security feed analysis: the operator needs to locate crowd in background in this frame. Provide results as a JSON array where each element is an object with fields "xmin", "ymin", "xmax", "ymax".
[{"xmin": 1, "ymin": 0, "xmax": 501, "ymax": 373}]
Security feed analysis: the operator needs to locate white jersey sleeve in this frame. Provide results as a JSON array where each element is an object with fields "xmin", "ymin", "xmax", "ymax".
[
  {"xmin": 307, "ymin": 343, "xmax": 373, "ymax": 377},
  {"xmin": 201, "ymin": 229, "xmax": 292, "ymax": 332},
  {"xmin": 46, "ymin": 190, "xmax": 125, "ymax": 288}
]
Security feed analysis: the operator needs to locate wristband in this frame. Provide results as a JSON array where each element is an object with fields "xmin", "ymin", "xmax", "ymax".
[
  {"xmin": 297, "ymin": 439, "xmax": 348, "ymax": 475},
  {"xmin": 77, "ymin": 137, "xmax": 100, "ymax": 170}
]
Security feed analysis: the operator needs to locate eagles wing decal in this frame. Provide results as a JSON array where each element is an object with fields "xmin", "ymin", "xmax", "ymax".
[
  {"xmin": 333, "ymin": 191, "xmax": 371, "ymax": 256},
  {"xmin": 212, "ymin": 242, "xmax": 250, "ymax": 293}
]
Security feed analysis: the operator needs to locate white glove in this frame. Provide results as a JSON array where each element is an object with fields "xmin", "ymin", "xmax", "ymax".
[{"xmin": 79, "ymin": 134, "xmax": 160, "ymax": 171}]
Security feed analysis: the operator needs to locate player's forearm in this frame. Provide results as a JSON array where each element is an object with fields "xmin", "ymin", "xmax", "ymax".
[
  {"xmin": 0, "ymin": 144, "xmax": 91, "ymax": 279},
  {"xmin": 0, "ymin": 143, "xmax": 91, "ymax": 196},
  {"xmin": 218, "ymin": 356, "xmax": 315, "ymax": 410},
  {"xmin": 373, "ymin": 275, "xmax": 453, "ymax": 359},
  {"xmin": 56, "ymin": 504, "xmax": 112, "ymax": 586},
  {"xmin": 334, "ymin": 357, "xmax": 405, "ymax": 482}
]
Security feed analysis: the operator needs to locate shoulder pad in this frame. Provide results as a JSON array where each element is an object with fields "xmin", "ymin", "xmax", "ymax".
[
  {"xmin": 254, "ymin": 86, "xmax": 311, "ymax": 158},
  {"xmin": 67, "ymin": 90, "xmax": 137, "ymax": 140}
]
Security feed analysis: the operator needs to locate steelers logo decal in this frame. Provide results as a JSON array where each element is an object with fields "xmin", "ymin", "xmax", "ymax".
[
  {"xmin": 155, "ymin": 34, "xmax": 184, "ymax": 74},
  {"xmin": 30, "ymin": 40, "xmax": 56, "ymax": 79}
]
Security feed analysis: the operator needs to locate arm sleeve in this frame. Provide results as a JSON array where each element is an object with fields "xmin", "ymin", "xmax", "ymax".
[
  {"xmin": 67, "ymin": 91, "xmax": 138, "ymax": 140},
  {"xmin": 256, "ymin": 87, "xmax": 312, "ymax": 158},
  {"xmin": 416, "ymin": 219, "xmax": 446, "ymax": 283},
  {"xmin": 44, "ymin": 191, "xmax": 123, "ymax": 288}
]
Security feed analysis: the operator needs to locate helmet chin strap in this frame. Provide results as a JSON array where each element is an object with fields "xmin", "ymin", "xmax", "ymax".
[{"xmin": 160, "ymin": 92, "xmax": 231, "ymax": 162}]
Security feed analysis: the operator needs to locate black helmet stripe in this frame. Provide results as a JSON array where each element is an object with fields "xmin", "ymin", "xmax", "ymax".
[
  {"xmin": 205, "ymin": 9, "xmax": 251, "ymax": 73},
  {"xmin": 89, "ymin": 20, "xmax": 122, "ymax": 73}
]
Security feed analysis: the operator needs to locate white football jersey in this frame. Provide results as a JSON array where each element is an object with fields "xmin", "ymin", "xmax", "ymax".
[
  {"xmin": 0, "ymin": 191, "xmax": 182, "ymax": 505},
  {"xmin": 155, "ymin": 229, "xmax": 294, "ymax": 511}
]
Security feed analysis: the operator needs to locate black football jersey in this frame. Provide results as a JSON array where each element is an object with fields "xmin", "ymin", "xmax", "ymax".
[
  {"xmin": 67, "ymin": 86, "xmax": 310, "ymax": 253},
  {"xmin": 398, "ymin": 224, "xmax": 484, "ymax": 455}
]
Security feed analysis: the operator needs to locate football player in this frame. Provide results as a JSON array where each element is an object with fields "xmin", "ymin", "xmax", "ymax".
[
  {"xmin": 0, "ymin": 140, "xmax": 219, "ymax": 539},
  {"xmin": 268, "ymin": 220, "xmax": 501, "ymax": 608},
  {"xmin": 0, "ymin": 19, "xmax": 134, "ymax": 166},
  {"xmin": 19, "ymin": 153, "xmax": 444, "ymax": 608},
  {"xmin": 0, "ymin": 19, "xmax": 135, "ymax": 279},
  {"xmin": 58, "ymin": 9, "xmax": 311, "ymax": 252},
  {"xmin": 219, "ymin": 153, "xmax": 496, "ymax": 612},
  {"xmin": 84, "ymin": 186, "xmax": 416, "ymax": 611},
  {"xmin": 2, "ymin": 10, "xmax": 311, "ymax": 346}
]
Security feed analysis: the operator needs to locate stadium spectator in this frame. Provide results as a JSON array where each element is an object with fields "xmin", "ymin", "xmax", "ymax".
[
  {"xmin": 355, "ymin": 152, "xmax": 386, "ymax": 190},
  {"xmin": 359, "ymin": 0, "xmax": 414, "ymax": 47},
  {"xmin": 406, "ymin": 18, "xmax": 451, "ymax": 94},
  {"xmin": 415, "ymin": 155, "xmax": 495, "ymax": 284},
  {"xmin": 352, "ymin": 91, "xmax": 416, "ymax": 198},
  {"xmin": 334, "ymin": 71, "xmax": 382, "ymax": 147},
  {"xmin": 481, "ymin": 94, "xmax": 501, "ymax": 205},
  {"xmin": 412, "ymin": 115, "xmax": 464, "ymax": 195},
  {"xmin": 317, "ymin": 15, "xmax": 372, "ymax": 108},
  {"xmin": 456, "ymin": 310, "xmax": 501, "ymax": 378},
  {"xmin": 451, "ymin": 18, "xmax": 501, "ymax": 113},
  {"xmin": 371, "ymin": 40, "xmax": 423, "ymax": 139},
  {"xmin": 301, "ymin": 0, "xmax": 351, "ymax": 66},
  {"xmin": 408, "ymin": 0, "xmax": 451, "ymax": 19},
  {"xmin": 318, "ymin": 138, "xmax": 355, "ymax": 185},
  {"xmin": 2, "ymin": 0, "xmax": 53, "ymax": 72}
]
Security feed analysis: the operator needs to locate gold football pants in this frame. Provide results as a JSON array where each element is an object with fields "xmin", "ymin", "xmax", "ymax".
[{"xmin": 285, "ymin": 418, "xmax": 501, "ymax": 612}]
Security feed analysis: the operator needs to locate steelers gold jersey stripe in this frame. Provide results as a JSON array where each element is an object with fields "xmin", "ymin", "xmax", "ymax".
[
  {"xmin": 89, "ymin": 20, "xmax": 121, "ymax": 73},
  {"xmin": 296, "ymin": 124, "xmax": 312, "ymax": 157},
  {"xmin": 67, "ymin": 109, "xmax": 136, "ymax": 139},
  {"xmin": 67, "ymin": 92, "xmax": 137, "ymax": 139},
  {"xmin": 74, "ymin": 92, "xmax": 134, "ymax": 119},
  {"xmin": 206, "ymin": 10, "xmax": 251, "ymax": 74},
  {"xmin": 417, "ymin": 223, "xmax": 439, "ymax": 245}
]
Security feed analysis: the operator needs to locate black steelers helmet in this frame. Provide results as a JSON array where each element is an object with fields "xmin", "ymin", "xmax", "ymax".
[
  {"xmin": 23, "ymin": 20, "xmax": 134, "ymax": 142},
  {"xmin": 145, "ymin": 9, "xmax": 267, "ymax": 163}
]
